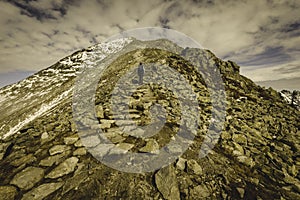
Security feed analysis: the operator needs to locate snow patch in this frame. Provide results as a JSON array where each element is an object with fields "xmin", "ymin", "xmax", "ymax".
[
  {"xmin": 0, "ymin": 37, "xmax": 133, "ymax": 139},
  {"xmin": 2, "ymin": 87, "xmax": 73, "ymax": 139}
]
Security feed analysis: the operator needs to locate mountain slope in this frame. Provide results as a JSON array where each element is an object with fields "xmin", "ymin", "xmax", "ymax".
[
  {"xmin": 0, "ymin": 38, "xmax": 132, "ymax": 139},
  {"xmin": 0, "ymin": 38, "xmax": 299, "ymax": 199}
]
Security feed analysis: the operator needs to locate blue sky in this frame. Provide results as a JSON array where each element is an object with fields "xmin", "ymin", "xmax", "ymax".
[{"xmin": 0, "ymin": 0, "xmax": 299, "ymax": 90}]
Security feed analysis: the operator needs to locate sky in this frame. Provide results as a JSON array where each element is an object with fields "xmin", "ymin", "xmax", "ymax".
[{"xmin": 0, "ymin": 0, "xmax": 299, "ymax": 90}]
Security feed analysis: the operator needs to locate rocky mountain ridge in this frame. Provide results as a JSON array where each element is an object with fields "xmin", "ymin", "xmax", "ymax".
[{"xmin": 0, "ymin": 38, "xmax": 299, "ymax": 199}]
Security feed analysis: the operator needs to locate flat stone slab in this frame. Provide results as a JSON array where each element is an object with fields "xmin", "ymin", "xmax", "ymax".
[
  {"xmin": 49, "ymin": 145, "xmax": 71, "ymax": 156},
  {"xmin": 116, "ymin": 143, "xmax": 134, "ymax": 151},
  {"xmin": 73, "ymin": 147, "xmax": 87, "ymax": 156},
  {"xmin": 10, "ymin": 167, "xmax": 44, "ymax": 190},
  {"xmin": 81, "ymin": 135, "xmax": 101, "ymax": 148},
  {"xmin": 46, "ymin": 157, "xmax": 79, "ymax": 179},
  {"xmin": 39, "ymin": 150, "xmax": 70, "ymax": 167},
  {"xmin": 64, "ymin": 135, "xmax": 79, "ymax": 145},
  {"xmin": 190, "ymin": 185, "xmax": 210, "ymax": 198},
  {"xmin": 22, "ymin": 182, "xmax": 64, "ymax": 200}
]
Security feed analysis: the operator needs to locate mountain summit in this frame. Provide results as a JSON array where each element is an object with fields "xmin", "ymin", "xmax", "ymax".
[{"xmin": 0, "ymin": 38, "xmax": 299, "ymax": 199}]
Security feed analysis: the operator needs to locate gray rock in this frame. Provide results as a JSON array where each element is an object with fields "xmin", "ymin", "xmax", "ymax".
[
  {"xmin": 116, "ymin": 143, "xmax": 134, "ymax": 151},
  {"xmin": 0, "ymin": 185, "xmax": 18, "ymax": 200},
  {"xmin": 139, "ymin": 139, "xmax": 159, "ymax": 154},
  {"xmin": 95, "ymin": 105, "xmax": 104, "ymax": 118},
  {"xmin": 190, "ymin": 185, "xmax": 210, "ymax": 198},
  {"xmin": 155, "ymin": 165, "xmax": 180, "ymax": 200},
  {"xmin": 46, "ymin": 157, "xmax": 79, "ymax": 179},
  {"xmin": 176, "ymin": 157, "xmax": 186, "ymax": 171},
  {"xmin": 10, "ymin": 167, "xmax": 44, "ymax": 190},
  {"xmin": 41, "ymin": 132, "xmax": 49, "ymax": 140},
  {"xmin": 99, "ymin": 119, "xmax": 115, "ymax": 129},
  {"xmin": 82, "ymin": 135, "xmax": 101, "ymax": 148},
  {"xmin": 49, "ymin": 145, "xmax": 71, "ymax": 156},
  {"xmin": 22, "ymin": 182, "xmax": 64, "ymax": 200},
  {"xmin": 73, "ymin": 147, "xmax": 87, "ymax": 156},
  {"xmin": 74, "ymin": 139, "xmax": 83, "ymax": 147},
  {"xmin": 166, "ymin": 142, "xmax": 185, "ymax": 154},
  {"xmin": 187, "ymin": 159, "xmax": 203, "ymax": 175},
  {"xmin": 64, "ymin": 135, "xmax": 79, "ymax": 145},
  {"xmin": 104, "ymin": 130, "xmax": 126, "ymax": 143},
  {"xmin": 39, "ymin": 150, "xmax": 70, "ymax": 167}
]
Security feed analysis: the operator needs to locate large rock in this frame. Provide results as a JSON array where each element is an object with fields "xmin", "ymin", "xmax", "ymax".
[
  {"xmin": 82, "ymin": 135, "xmax": 101, "ymax": 148},
  {"xmin": 190, "ymin": 184, "xmax": 211, "ymax": 198},
  {"xmin": 10, "ymin": 167, "xmax": 44, "ymax": 190},
  {"xmin": 22, "ymin": 182, "xmax": 64, "ymax": 200},
  {"xmin": 64, "ymin": 135, "xmax": 79, "ymax": 145},
  {"xmin": 46, "ymin": 157, "xmax": 79, "ymax": 179},
  {"xmin": 187, "ymin": 159, "xmax": 203, "ymax": 175},
  {"xmin": 39, "ymin": 149, "xmax": 70, "ymax": 167},
  {"xmin": 155, "ymin": 165, "xmax": 180, "ymax": 200},
  {"xmin": 49, "ymin": 145, "xmax": 71, "ymax": 156}
]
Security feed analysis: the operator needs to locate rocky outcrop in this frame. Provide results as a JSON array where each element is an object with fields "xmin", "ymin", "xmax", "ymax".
[{"xmin": 0, "ymin": 39, "xmax": 299, "ymax": 199}]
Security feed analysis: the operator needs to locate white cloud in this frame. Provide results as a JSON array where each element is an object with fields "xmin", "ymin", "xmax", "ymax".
[{"xmin": 241, "ymin": 61, "xmax": 300, "ymax": 82}]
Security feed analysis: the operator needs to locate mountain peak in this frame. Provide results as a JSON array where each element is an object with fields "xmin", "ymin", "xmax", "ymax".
[{"xmin": 0, "ymin": 38, "xmax": 299, "ymax": 199}]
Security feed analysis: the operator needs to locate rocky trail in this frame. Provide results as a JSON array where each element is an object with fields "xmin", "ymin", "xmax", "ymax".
[{"xmin": 0, "ymin": 39, "xmax": 299, "ymax": 199}]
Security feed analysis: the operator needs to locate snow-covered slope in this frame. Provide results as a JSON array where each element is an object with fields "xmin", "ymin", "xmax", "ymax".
[{"xmin": 0, "ymin": 38, "xmax": 133, "ymax": 139}]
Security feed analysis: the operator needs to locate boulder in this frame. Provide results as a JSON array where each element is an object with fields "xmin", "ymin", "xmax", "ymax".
[{"xmin": 10, "ymin": 167, "xmax": 44, "ymax": 190}]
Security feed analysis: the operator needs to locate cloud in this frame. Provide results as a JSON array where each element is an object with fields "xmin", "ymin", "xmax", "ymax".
[
  {"xmin": 0, "ymin": 0, "xmax": 299, "ymax": 90},
  {"xmin": 240, "ymin": 60, "xmax": 300, "ymax": 82},
  {"xmin": 5, "ymin": 0, "xmax": 75, "ymax": 21},
  {"xmin": 256, "ymin": 77, "xmax": 300, "ymax": 91}
]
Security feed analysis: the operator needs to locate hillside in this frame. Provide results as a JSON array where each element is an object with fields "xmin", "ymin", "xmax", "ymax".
[{"xmin": 0, "ymin": 38, "xmax": 299, "ymax": 200}]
